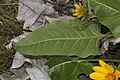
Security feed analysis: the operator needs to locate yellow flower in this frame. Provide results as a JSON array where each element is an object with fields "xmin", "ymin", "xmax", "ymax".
[
  {"xmin": 72, "ymin": 2, "xmax": 85, "ymax": 18},
  {"xmin": 90, "ymin": 60, "xmax": 120, "ymax": 80}
]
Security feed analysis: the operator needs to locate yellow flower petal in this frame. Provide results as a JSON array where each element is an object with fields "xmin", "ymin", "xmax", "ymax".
[
  {"xmin": 74, "ymin": 3, "xmax": 80, "ymax": 8},
  {"xmin": 99, "ymin": 60, "xmax": 106, "ymax": 67},
  {"xmin": 115, "ymin": 70, "xmax": 120, "ymax": 77},
  {"xmin": 103, "ymin": 64, "xmax": 114, "ymax": 73},
  {"xmin": 76, "ymin": 15, "xmax": 83, "ymax": 18},
  {"xmin": 78, "ymin": 2, "xmax": 83, "ymax": 8},
  {"xmin": 74, "ymin": 10, "xmax": 79, "ymax": 13},
  {"xmin": 79, "ymin": 2, "xmax": 82, "ymax": 6},
  {"xmin": 90, "ymin": 60, "xmax": 120, "ymax": 80},
  {"xmin": 73, "ymin": 13, "xmax": 79, "ymax": 16},
  {"xmin": 115, "ymin": 76, "xmax": 118, "ymax": 80},
  {"xmin": 93, "ymin": 66, "xmax": 108, "ymax": 74},
  {"xmin": 99, "ymin": 60, "xmax": 114, "ymax": 73},
  {"xmin": 72, "ymin": 2, "xmax": 84, "ymax": 18},
  {"xmin": 89, "ymin": 72, "xmax": 105, "ymax": 79}
]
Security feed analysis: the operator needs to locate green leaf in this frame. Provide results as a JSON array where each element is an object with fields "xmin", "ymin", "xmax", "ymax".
[
  {"xmin": 46, "ymin": 56, "xmax": 70, "ymax": 68},
  {"xmin": 14, "ymin": 20, "xmax": 102, "ymax": 58},
  {"xmin": 116, "ymin": 64, "xmax": 120, "ymax": 71},
  {"xmin": 91, "ymin": 0, "xmax": 120, "ymax": 37},
  {"xmin": 47, "ymin": 56, "xmax": 93, "ymax": 80},
  {"xmin": 49, "ymin": 60, "xmax": 92, "ymax": 80}
]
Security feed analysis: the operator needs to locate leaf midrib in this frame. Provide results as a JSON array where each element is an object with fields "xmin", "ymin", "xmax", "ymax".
[
  {"xmin": 49, "ymin": 60, "xmax": 81, "ymax": 71},
  {"xmin": 17, "ymin": 35, "xmax": 102, "ymax": 47}
]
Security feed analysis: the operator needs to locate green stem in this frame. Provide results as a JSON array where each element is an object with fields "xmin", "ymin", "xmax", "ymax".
[
  {"xmin": 79, "ymin": 59, "xmax": 120, "ymax": 62},
  {"xmin": 87, "ymin": 0, "xmax": 93, "ymax": 16},
  {"xmin": 102, "ymin": 32, "xmax": 114, "ymax": 37}
]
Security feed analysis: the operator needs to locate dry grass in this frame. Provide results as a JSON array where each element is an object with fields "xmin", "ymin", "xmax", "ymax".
[{"xmin": 0, "ymin": 0, "xmax": 23, "ymax": 74}]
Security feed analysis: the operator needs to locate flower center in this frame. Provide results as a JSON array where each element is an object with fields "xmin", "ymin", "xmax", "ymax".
[{"xmin": 105, "ymin": 73, "xmax": 115, "ymax": 80}]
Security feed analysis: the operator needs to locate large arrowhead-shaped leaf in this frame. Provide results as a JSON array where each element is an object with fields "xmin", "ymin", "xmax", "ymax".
[
  {"xmin": 49, "ymin": 60, "xmax": 92, "ymax": 80},
  {"xmin": 15, "ymin": 20, "xmax": 102, "ymax": 58},
  {"xmin": 91, "ymin": 0, "xmax": 120, "ymax": 37},
  {"xmin": 47, "ymin": 56, "xmax": 92, "ymax": 80}
]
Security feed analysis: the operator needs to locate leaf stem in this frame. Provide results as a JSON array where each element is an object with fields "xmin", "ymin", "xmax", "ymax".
[
  {"xmin": 79, "ymin": 59, "xmax": 120, "ymax": 62},
  {"xmin": 102, "ymin": 32, "xmax": 114, "ymax": 37},
  {"xmin": 87, "ymin": 0, "xmax": 92, "ymax": 16}
]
